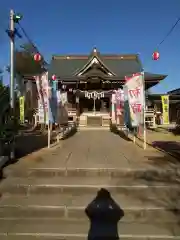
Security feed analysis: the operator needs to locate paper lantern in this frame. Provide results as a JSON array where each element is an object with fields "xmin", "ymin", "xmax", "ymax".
[
  {"xmin": 52, "ymin": 74, "xmax": 56, "ymax": 81},
  {"xmin": 152, "ymin": 51, "xmax": 160, "ymax": 61},
  {"xmin": 34, "ymin": 53, "xmax": 41, "ymax": 61}
]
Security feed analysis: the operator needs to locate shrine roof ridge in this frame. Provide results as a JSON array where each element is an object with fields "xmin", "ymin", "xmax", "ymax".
[{"xmin": 52, "ymin": 53, "xmax": 139, "ymax": 60}]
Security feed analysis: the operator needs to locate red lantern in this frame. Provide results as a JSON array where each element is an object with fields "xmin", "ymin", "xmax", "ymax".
[
  {"xmin": 152, "ymin": 51, "xmax": 160, "ymax": 61},
  {"xmin": 34, "ymin": 53, "xmax": 41, "ymax": 61},
  {"xmin": 52, "ymin": 74, "xmax": 56, "ymax": 81}
]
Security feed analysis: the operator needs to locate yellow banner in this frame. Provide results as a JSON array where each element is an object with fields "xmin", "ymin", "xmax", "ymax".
[
  {"xmin": 161, "ymin": 95, "xmax": 169, "ymax": 125},
  {"xmin": 19, "ymin": 96, "xmax": 25, "ymax": 124}
]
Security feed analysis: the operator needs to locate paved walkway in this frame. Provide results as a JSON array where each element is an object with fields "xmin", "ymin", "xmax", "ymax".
[{"xmin": 9, "ymin": 129, "xmax": 178, "ymax": 173}]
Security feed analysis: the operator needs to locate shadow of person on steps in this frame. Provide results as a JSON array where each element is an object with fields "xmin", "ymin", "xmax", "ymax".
[{"xmin": 85, "ymin": 188, "xmax": 124, "ymax": 240}]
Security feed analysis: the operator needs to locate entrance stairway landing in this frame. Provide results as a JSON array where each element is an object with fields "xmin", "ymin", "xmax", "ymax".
[{"xmin": 0, "ymin": 130, "xmax": 180, "ymax": 239}]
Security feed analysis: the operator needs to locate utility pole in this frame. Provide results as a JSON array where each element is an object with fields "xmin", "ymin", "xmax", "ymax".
[
  {"xmin": 10, "ymin": 9, "xmax": 15, "ymax": 113},
  {"xmin": 9, "ymin": 9, "xmax": 15, "ymax": 160},
  {"xmin": 6, "ymin": 10, "xmax": 23, "ymax": 160}
]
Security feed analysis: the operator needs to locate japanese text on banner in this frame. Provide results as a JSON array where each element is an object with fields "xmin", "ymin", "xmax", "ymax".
[
  {"xmin": 35, "ymin": 72, "xmax": 53, "ymax": 124},
  {"xmin": 161, "ymin": 95, "xmax": 169, "ymax": 125},
  {"xmin": 125, "ymin": 73, "xmax": 145, "ymax": 127},
  {"xmin": 19, "ymin": 96, "xmax": 24, "ymax": 124}
]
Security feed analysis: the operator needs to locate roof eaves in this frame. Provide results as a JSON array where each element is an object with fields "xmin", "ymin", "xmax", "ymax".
[{"xmin": 135, "ymin": 54, "xmax": 143, "ymax": 71}]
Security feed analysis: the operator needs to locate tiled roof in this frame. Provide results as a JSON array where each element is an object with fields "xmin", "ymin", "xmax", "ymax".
[
  {"xmin": 49, "ymin": 57, "xmax": 88, "ymax": 77},
  {"xmin": 167, "ymin": 88, "xmax": 180, "ymax": 95},
  {"xmin": 148, "ymin": 94, "xmax": 180, "ymax": 101},
  {"xmin": 48, "ymin": 49, "xmax": 167, "ymax": 84},
  {"xmin": 48, "ymin": 53, "xmax": 142, "ymax": 78}
]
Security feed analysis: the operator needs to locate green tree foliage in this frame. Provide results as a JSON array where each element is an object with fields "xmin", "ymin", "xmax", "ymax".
[
  {"xmin": 15, "ymin": 43, "xmax": 46, "ymax": 76},
  {"xmin": 0, "ymin": 70, "xmax": 3, "ymax": 88}
]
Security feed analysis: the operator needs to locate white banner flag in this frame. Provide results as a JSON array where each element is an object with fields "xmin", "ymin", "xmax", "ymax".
[
  {"xmin": 35, "ymin": 72, "xmax": 50, "ymax": 124},
  {"xmin": 124, "ymin": 73, "xmax": 145, "ymax": 127}
]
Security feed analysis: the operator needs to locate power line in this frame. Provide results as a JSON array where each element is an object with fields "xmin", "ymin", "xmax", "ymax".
[
  {"xmin": 143, "ymin": 16, "xmax": 180, "ymax": 71},
  {"xmin": 17, "ymin": 22, "xmax": 38, "ymax": 52},
  {"xmin": 157, "ymin": 17, "xmax": 180, "ymax": 48},
  {"xmin": 17, "ymin": 22, "xmax": 47, "ymax": 66},
  {"xmin": 149, "ymin": 17, "xmax": 180, "ymax": 90}
]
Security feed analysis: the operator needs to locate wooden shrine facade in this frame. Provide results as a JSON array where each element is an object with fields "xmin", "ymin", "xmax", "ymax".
[
  {"xmin": 48, "ymin": 47, "xmax": 167, "ymax": 92},
  {"xmin": 48, "ymin": 47, "xmax": 167, "ymax": 115}
]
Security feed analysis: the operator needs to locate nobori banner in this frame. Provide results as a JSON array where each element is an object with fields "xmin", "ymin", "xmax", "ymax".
[
  {"xmin": 124, "ymin": 72, "xmax": 145, "ymax": 127},
  {"xmin": 35, "ymin": 72, "xmax": 53, "ymax": 124}
]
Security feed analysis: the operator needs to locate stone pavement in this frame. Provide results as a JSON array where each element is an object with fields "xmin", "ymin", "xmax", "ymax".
[
  {"xmin": 0, "ymin": 129, "xmax": 180, "ymax": 239},
  {"xmin": 11, "ymin": 129, "xmax": 176, "ymax": 170}
]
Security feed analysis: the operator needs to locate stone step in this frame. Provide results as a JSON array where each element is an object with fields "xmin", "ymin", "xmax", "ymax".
[
  {"xmin": 1, "ymin": 235, "xmax": 180, "ymax": 240},
  {"xmin": 2, "ymin": 175, "xmax": 179, "ymax": 187},
  {"xmin": 0, "ymin": 219, "xmax": 179, "ymax": 238},
  {"xmin": 0, "ymin": 203, "xmax": 178, "ymax": 223},
  {"xmin": 0, "ymin": 177, "xmax": 179, "ymax": 196},
  {"xmin": 0, "ymin": 185, "xmax": 178, "ymax": 222},
  {"xmin": 4, "ymin": 167, "xmax": 180, "ymax": 182},
  {"xmin": 78, "ymin": 126, "xmax": 110, "ymax": 131},
  {"xmin": 0, "ymin": 192, "xmax": 169, "ymax": 209}
]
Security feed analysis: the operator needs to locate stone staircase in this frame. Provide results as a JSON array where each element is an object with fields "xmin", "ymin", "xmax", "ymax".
[{"xmin": 0, "ymin": 166, "xmax": 180, "ymax": 239}]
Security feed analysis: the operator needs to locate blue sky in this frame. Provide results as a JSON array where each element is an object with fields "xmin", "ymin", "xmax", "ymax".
[{"xmin": 1, "ymin": 0, "xmax": 180, "ymax": 93}]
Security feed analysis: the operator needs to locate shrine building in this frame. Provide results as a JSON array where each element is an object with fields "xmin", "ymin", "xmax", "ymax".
[{"xmin": 48, "ymin": 47, "xmax": 167, "ymax": 126}]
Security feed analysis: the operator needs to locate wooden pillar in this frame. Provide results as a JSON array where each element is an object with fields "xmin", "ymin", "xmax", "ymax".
[
  {"xmin": 76, "ymin": 81, "xmax": 80, "ymax": 121},
  {"xmin": 76, "ymin": 96, "xmax": 79, "ymax": 117}
]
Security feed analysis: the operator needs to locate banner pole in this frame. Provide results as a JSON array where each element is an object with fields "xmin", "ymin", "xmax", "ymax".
[
  {"xmin": 47, "ymin": 72, "xmax": 50, "ymax": 148},
  {"xmin": 133, "ymin": 128, "xmax": 136, "ymax": 143},
  {"xmin": 142, "ymin": 71, "xmax": 147, "ymax": 150},
  {"xmin": 48, "ymin": 117, "xmax": 50, "ymax": 148}
]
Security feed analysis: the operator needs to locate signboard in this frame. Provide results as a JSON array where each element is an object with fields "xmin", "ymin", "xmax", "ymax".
[
  {"xmin": 57, "ymin": 90, "xmax": 61, "ymax": 103},
  {"xmin": 19, "ymin": 96, "xmax": 24, "ymax": 123},
  {"xmin": 124, "ymin": 73, "xmax": 145, "ymax": 127},
  {"xmin": 38, "ymin": 100, "xmax": 49, "ymax": 124},
  {"xmin": 161, "ymin": 95, "xmax": 169, "ymax": 125},
  {"xmin": 61, "ymin": 92, "xmax": 68, "ymax": 106}
]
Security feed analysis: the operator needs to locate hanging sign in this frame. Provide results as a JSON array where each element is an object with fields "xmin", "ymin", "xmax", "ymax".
[
  {"xmin": 19, "ymin": 96, "xmax": 25, "ymax": 123},
  {"xmin": 161, "ymin": 95, "xmax": 169, "ymax": 124},
  {"xmin": 61, "ymin": 92, "xmax": 68, "ymax": 105},
  {"xmin": 85, "ymin": 91, "xmax": 104, "ymax": 99}
]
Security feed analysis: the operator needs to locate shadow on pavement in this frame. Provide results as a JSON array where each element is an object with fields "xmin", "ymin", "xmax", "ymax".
[
  {"xmin": 169, "ymin": 126, "xmax": 180, "ymax": 136},
  {"xmin": 15, "ymin": 132, "xmax": 53, "ymax": 160},
  {"xmin": 14, "ymin": 122, "xmax": 78, "ymax": 161},
  {"xmin": 60, "ymin": 122, "xmax": 78, "ymax": 140},
  {"xmin": 147, "ymin": 127, "xmax": 169, "ymax": 134},
  {"xmin": 0, "ymin": 131, "xmax": 53, "ymax": 180},
  {"xmin": 85, "ymin": 188, "xmax": 124, "ymax": 240},
  {"xmin": 132, "ymin": 152, "xmax": 180, "ymax": 233},
  {"xmin": 152, "ymin": 141, "xmax": 180, "ymax": 160},
  {"xmin": 110, "ymin": 124, "xmax": 132, "ymax": 142}
]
